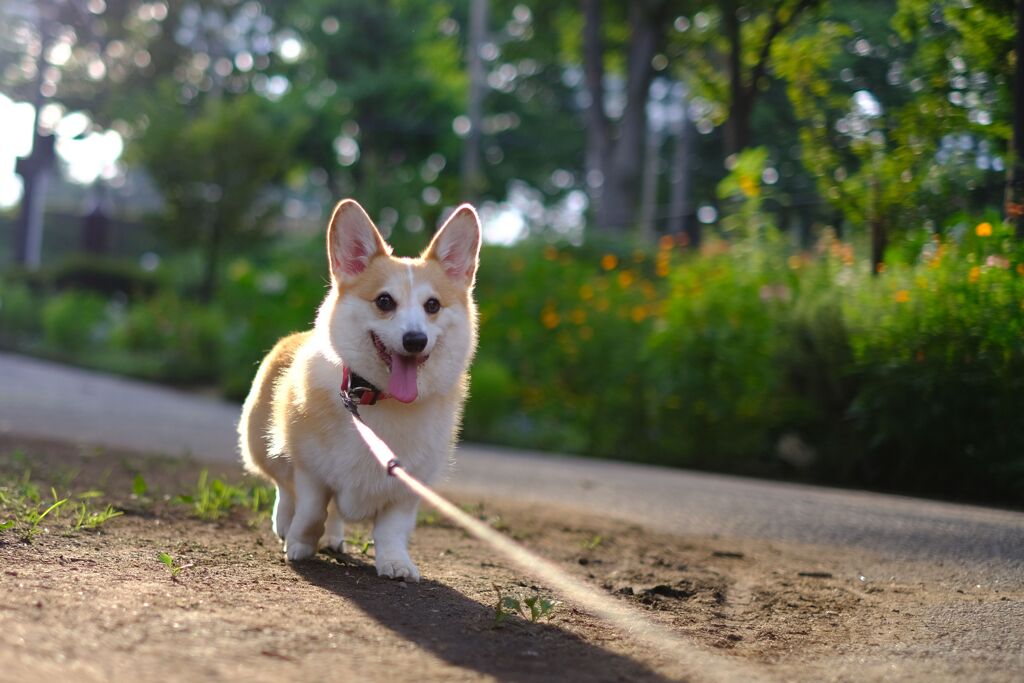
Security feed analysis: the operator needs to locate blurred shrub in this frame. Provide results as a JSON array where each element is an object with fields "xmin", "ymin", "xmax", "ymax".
[
  {"xmin": 41, "ymin": 291, "xmax": 109, "ymax": 352},
  {"xmin": 48, "ymin": 254, "xmax": 156, "ymax": 299},
  {"xmin": 110, "ymin": 293, "xmax": 224, "ymax": 383},
  {"xmin": 0, "ymin": 280, "xmax": 43, "ymax": 343}
]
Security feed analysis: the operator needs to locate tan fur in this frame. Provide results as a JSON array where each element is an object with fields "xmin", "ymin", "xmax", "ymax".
[{"xmin": 239, "ymin": 330, "xmax": 310, "ymax": 482}]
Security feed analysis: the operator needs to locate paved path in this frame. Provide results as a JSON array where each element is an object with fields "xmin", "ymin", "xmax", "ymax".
[{"xmin": 2, "ymin": 352, "xmax": 1022, "ymax": 585}]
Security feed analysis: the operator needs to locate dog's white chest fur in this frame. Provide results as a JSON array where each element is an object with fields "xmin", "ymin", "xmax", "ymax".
[{"xmin": 297, "ymin": 354, "xmax": 456, "ymax": 523}]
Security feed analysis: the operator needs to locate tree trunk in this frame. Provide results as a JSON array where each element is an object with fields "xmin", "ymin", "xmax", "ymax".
[
  {"xmin": 582, "ymin": 0, "xmax": 664, "ymax": 234},
  {"xmin": 581, "ymin": 0, "xmax": 610, "ymax": 226},
  {"xmin": 722, "ymin": 0, "xmax": 747, "ymax": 159},
  {"xmin": 639, "ymin": 103, "xmax": 663, "ymax": 241},
  {"xmin": 461, "ymin": 0, "xmax": 488, "ymax": 200},
  {"xmin": 668, "ymin": 93, "xmax": 694, "ymax": 241},
  {"xmin": 13, "ymin": 11, "xmax": 52, "ymax": 270}
]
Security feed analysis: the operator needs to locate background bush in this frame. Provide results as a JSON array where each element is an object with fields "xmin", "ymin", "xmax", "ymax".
[{"xmin": 2, "ymin": 218, "xmax": 1021, "ymax": 504}]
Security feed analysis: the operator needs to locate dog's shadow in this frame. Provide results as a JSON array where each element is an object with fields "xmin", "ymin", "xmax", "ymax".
[{"xmin": 292, "ymin": 557, "xmax": 679, "ymax": 682}]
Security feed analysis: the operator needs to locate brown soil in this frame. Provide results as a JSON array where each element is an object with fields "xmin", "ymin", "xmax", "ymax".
[{"xmin": 0, "ymin": 436, "xmax": 1020, "ymax": 683}]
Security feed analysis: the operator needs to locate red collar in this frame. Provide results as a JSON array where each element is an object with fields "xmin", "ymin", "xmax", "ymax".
[{"xmin": 340, "ymin": 365, "xmax": 390, "ymax": 405}]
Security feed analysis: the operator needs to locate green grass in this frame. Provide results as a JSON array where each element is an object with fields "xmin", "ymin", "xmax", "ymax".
[
  {"xmin": 0, "ymin": 470, "xmax": 122, "ymax": 541},
  {"xmin": 174, "ymin": 469, "xmax": 273, "ymax": 521}
]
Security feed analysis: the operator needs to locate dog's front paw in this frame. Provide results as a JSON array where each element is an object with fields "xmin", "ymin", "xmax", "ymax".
[
  {"xmin": 376, "ymin": 555, "xmax": 421, "ymax": 582},
  {"xmin": 284, "ymin": 540, "xmax": 317, "ymax": 562}
]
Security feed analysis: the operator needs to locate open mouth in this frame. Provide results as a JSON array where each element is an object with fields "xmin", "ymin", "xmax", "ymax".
[{"xmin": 370, "ymin": 332, "xmax": 428, "ymax": 403}]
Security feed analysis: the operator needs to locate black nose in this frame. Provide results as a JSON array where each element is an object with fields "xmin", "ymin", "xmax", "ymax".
[{"xmin": 402, "ymin": 331, "xmax": 428, "ymax": 353}]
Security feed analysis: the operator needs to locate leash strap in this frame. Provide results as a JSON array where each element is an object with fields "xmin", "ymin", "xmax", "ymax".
[{"xmin": 339, "ymin": 385, "xmax": 402, "ymax": 476}]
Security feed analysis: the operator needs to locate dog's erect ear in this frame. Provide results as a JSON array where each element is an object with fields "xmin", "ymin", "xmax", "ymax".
[
  {"xmin": 424, "ymin": 204, "xmax": 481, "ymax": 285},
  {"xmin": 327, "ymin": 199, "xmax": 391, "ymax": 284}
]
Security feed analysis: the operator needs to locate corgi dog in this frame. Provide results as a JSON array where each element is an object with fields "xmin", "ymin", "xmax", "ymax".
[{"xmin": 239, "ymin": 199, "xmax": 480, "ymax": 581}]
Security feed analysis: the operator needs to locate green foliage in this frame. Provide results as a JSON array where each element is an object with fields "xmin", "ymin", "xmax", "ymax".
[
  {"xmin": 41, "ymin": 291, "xmax": 109, "ymax": 353},
  {"xmin": 175, "ymin": 470, "xmax": 274, "ymax": 521},
  {"xmin": 109, "ymin": 292, "xmax": 225, "ymax": 383},
  {"xmin": 0, "ymin": 280, "xmax": 42, "ymax": 343},
  {"xmin": 466, "ymin": 222, "xmax": 1024, "ymax": 502}
]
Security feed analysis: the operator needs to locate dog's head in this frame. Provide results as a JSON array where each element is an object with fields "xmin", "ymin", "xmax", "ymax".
[{"xmin": 316, "ymin": 199, "xmax": 480, "ymax": 403}]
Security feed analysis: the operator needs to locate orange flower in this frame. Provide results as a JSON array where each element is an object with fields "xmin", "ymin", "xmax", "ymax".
[
  {"xmin": 658, "ymin": 235, "xmax": 674, "ymax": 251},
  {"xmin": 630, "ymin": 305, "xmax": 647, "ymax": 323},
  {"xmin": 600, "ymin": 254, "xmax": 618, "ymax": 271},
  {"xmin": 968, "ymin": 266, "xmax": 980, "ymax": 283},
  {"xmin": 894, "ymin": 289, "xmax": 910, "ymax": 303},
  {"xmin": 1017, "ymin": 263, "xmax": 1024, "ymax": 277},
  {"xmin": 617, "ymin": 270, "xmax": 635, "ymax": 288},
  {"xmin": 570, "ymin": 309, "xmax": 587, "ymax": 325},
  {"xmin": 541, "ymin": 306, "xmax": 560, "ymax": 329},
  {"xmin": 975, "ymin": 222, "xmax": 993, "ymax": 237}
]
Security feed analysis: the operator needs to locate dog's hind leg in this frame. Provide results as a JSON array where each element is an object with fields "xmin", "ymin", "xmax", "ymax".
[
  {"xmin": 319, "ymin": 498, "xmax": 345, "ymax": 552},
  {"xmin": 272, "ymin": 485, "xmax": 295, "ymax": 541}
]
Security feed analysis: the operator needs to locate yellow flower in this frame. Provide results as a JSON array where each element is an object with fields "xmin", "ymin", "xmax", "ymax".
[
  {"xmin": 579, "ymin": 283, "xmax": 594, "ymax": 301},
  {"xmin": 656, "ymin": 259, "xmax": 671, "ymax": 278},
  {"xmin": 600, "ymin": 254, "xmax": 618, "ymax": 271},
  {"xmin": 739, "ymin": 175, "xmax": 760, "ymax": 198},
  {"xmin": 570, "ymin": 309, "xmax": 587, "ymax": 325},
  {"xmin": 975, "ymin": 222, "xmax": 993, "ymax": 237},
  {"xmin": 894, "ymin": 289, "xmax": 910, "ymax": 303},
  {"xmin": 968, "ymin": 266, "xmax": 980, "ymax": 283},
  {"xmin": 541, "ymin": 306, "xmax": 560, "ymax": 329},
  {"xmin": 617, "ymin": 270, "xmax": 635, "ymax": 288},
  {"xmin": 787, "ymin": 255, "xmax": 802, "ymax": 270},
  {"xmin": 630, "ymin": 305, "xmax": 647, "ymax": 323}
]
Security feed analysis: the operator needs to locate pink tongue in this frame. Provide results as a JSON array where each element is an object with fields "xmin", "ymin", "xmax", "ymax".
[{"xmin": 388, "ymin": 354, "xmax": 419, "ymax": 403}]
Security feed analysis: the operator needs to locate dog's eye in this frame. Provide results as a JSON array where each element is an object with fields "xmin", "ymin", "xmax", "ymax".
[
  {"xmin": 424, "ymin": 298, "xmax": 441, "ymax": 315},
  {"xmin": 375, "ymin": 293, "xmax": 396, "ymax": 312}
]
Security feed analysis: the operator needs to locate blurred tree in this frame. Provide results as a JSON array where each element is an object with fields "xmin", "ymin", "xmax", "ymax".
[
  {"xmin": 774, "ymin": 0, "xmax": 1012, "ymax": 269},
  {"xmin": 0, "ymin": 0, "xmax": 158, "ymax": 267},
  {"xmin": 129, "ymin": 89, "xmax": 304, "ymax": 300}
]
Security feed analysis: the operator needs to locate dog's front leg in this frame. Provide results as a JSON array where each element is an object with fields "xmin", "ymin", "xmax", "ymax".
[
  {"xmin": 373, "ymin": 496, "xmax": 421, "ymax": 582},
  {"xmin": 284, "ymin": 467, "xmax": 331, "ymax": 561}
]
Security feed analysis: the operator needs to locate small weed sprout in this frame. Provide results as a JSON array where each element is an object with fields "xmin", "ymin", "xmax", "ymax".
[
  {"xmin": 582, "ymin": 534, "xmax": 603, "ymax": 550},
  {"xmin": 24, "ymin": 496, "xmax": 69, "ymax": 541},
  {"xmin": 132, "ymin": 474, "xmax": 149, "ymax": 498},
  {"xmin": 73, "ymin": 502, "xmax": 123, "ymax": 530},
  {"xmin": 492, "ymin": 584, "xmax": 559, "ymax": 626},
  {"xmin": 157, "ymin": 552, "xmax": 192, "ymax": 579},
  {"xmin": 346, "ymin": 529, "xmax": 374, "ymax": 555}
]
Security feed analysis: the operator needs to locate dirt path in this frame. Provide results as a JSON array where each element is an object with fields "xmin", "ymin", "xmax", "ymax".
[{"xmin": 1, "ymin": 437, "xmax": 1021, "ymax": 682}]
